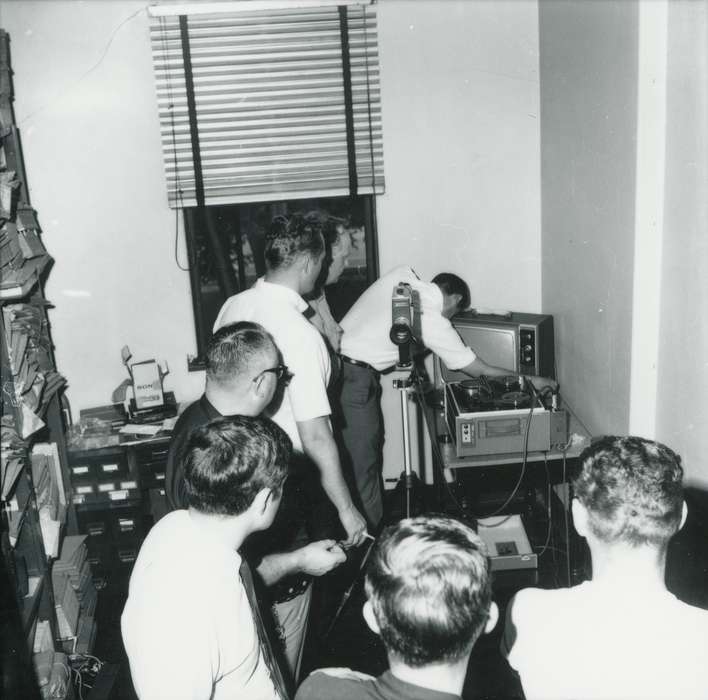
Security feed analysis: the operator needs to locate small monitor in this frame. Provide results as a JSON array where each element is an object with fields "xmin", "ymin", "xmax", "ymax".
[{"xmin": 441, "ymin": 325, "xmax": 517, "ymax": 383}]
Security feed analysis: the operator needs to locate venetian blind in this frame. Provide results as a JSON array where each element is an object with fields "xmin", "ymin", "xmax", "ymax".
[{"xmin": 149, "ymin": 2, "xmax": 384, "ymax": 208}]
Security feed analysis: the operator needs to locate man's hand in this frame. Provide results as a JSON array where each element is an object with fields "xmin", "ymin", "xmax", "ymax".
[
  {"xmin": 298, "ymin": 540, "xmax": 346, "ymax": 577},
  {"xmin": 338, "ymin": 503, "xmax": 368, "ymax": 547}
]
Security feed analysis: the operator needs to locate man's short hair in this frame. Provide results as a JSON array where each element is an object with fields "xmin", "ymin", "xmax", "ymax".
[
  {"xmin": 206, "ymin": 322, "xmax": 276, "ymax": 384},
  {"xmin": 573, "ymin": 436, "xmax": 684, "ymax": 548},
  {"xmin": 184, "ymin": 416, "xmax": 291, "ymax": 515},
  {"xmin": 265, "ymin": 212, "xmax": 326, "ymax": 271},
  {"xmin": 432, "ymin": 273, "xmax": 471, "ymax": 312},
  {"xmin": 365, "ymin": 514, "xmax": 492, "ymax": 667}
]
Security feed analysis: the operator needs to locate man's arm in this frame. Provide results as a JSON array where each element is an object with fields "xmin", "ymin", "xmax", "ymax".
[
  {"xmin": 459, "ymin": 356, "xmax": 558, "ymax": 392},
  {"xmin": 256, "ymin": 540, "xmax": 346, "ymax": 586},
  {"xmin": 297, "ymin": 416, "xmax": 367, "ymax": 545}
]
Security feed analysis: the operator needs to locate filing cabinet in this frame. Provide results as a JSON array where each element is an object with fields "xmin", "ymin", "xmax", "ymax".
[{"xmin": 67, "ymin": 437, "xmax": 171, "ymax": 585}]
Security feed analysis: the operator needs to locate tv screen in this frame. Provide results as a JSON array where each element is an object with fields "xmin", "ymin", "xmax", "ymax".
[{"xmin": 441, "ymin": 324, "xmax": 517, "ymax": 382}]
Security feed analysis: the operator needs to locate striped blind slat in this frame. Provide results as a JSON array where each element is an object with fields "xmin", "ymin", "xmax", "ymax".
[{"xmin": 150, "ymin": 3, "xmax": 383, "ymax": 207}]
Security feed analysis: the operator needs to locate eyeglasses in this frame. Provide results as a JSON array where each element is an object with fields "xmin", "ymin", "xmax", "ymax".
[{"xmin": 254, "ymin": 364, "xmax": 291, "ymax": 384}]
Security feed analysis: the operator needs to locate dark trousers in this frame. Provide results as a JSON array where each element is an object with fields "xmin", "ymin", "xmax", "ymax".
[{"xmin": 338, "ymin": 362, "xmax": 384, "ymax": 529}]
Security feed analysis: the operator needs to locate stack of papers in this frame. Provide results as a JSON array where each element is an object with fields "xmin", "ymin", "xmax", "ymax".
[
  {"xmin": 53, "ymin": 536, "xmax": 97, "ymax": 647},
  {"xmin": 52, "ymin": 571, "xmax": 80, "ymax": 639},
  {"xmin": 30, "ymin": 443, "xmax": 66, "ymax": 558},
  {"xmin": 2, "ymin": 302, "xmax": 67, "ymax": 438},
  {"xmin": 1, "ymin": 414, "xmax": 26, "ymax": 500}
]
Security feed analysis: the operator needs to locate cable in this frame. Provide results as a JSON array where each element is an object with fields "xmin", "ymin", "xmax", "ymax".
[
  {"xmin": 534, "ymin": 452, "xmax": 553, "ymax": 555},
  {"xmin": 408, "ymin": 379, "xmax": 468, "ymax": 520},
  {"xmin": 412, "ymin": 374, "xmax": 533, "ymax": 521},
  {"xmin": 158, "ymin": 15, "xmax": 190, "ymax": 271},
  {"xmin": 174, "ymin": 206, "xmax": 189, "ymax": 271},
  {"xmin": 18, "ymin": 7, "xmax": 145, "ymax": 127},
  {"xmin": 562, "ymin": 448, "xmax": 572, "ymax": 587},
  {"xmin": 469, "ymin": 390, "xmax": 535, "ymax": 519}
]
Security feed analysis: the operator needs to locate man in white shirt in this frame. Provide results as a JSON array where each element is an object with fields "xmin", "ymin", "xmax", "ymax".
[
  {"xmin": 122, "ymin": 415, "xmax": 294, "ymax": 700},
  {"xmin": 501, "ymin": 435, "xmax": 708, "ymax": 700},
  {"xmin": 338, "ymin": 266, "xmax": 553, "ymax": 527},
  {"xmin": 307, "ymin": 215, "xmax": 353, "ymax": 354},
  {"xmin": 164, "ymin": 321, "xmax": 346, "ymax": 683},
  {"xmin": 214, "ymin": 212, "xmax": 367, "ymax": 547}
]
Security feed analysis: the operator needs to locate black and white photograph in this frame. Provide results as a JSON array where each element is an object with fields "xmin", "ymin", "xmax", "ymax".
[{"xmin": 1, "ymin": 1, "xmax": 707, "ymax": 698}]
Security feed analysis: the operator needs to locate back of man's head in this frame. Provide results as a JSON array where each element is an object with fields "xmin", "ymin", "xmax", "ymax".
[
  {"xmin": 183, "ymin": 415, "xmax": 291, "ymax": 516},
  {"xmin": 573, "ymin": 436, "xmax": 684, "ymax": 549},
  {"xmin": 265, "ymin": 211, "xmax": 325, "ymax": 271},
  {"xmin": 365, "ymin": 514, "xmax": 492, "ymax": 667},
  {"xmin": 206, "ymin": 321, "xmax": 276, "ymax": 387},
  {"xmin": 432, "ymin": 273, "xmax": 471, "ymax": 313}
]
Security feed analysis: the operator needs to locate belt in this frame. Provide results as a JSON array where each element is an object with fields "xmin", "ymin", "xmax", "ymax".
[
  {"xmin": 271, "ymin": 574, "xmax": 311, "ymax": 604},
  {"xmin": 341, "ymin": 355, "xmax": 379, "ymax": 373}
]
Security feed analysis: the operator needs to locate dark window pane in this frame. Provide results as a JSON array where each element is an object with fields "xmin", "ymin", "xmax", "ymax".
[{"xmin": 184, "ymin": 196, "xmax": 378, "ymax": 367}]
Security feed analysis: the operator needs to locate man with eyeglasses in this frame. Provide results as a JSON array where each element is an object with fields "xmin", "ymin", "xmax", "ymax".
[{"xmin": 165, "ymin": 321, "xmax": 346, "ymax": 683}]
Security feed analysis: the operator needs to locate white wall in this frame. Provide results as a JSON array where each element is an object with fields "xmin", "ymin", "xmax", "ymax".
[
  {"xmin": 1, "ymin": 0, "xmax": 205, "ymax": 415},
  {"xmin": 375, "ymin": 0, "xmax": 541, "ymax": 308},
  {"xmin": 375, "ymin": 0, "xmax": 542, "ymax": 483},
  {"xmin": 539, "ymin": 0, "xmax": 639, "ymax": 436},
  {"xmin": 539, "ymin": 0, "xmax": 708, "ymax": 488},
  {"xmin": 655, "ymin": 1, "xmax": 708, "ymax": 488}
]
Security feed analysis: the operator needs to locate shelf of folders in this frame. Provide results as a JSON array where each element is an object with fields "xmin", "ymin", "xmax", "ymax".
[
  {"xmin": 0, "ymin": 122, "xmax": 53, "ymax": 297},
  {"xmin": 3, "ymin": 300, "xmax": 67, "ymax": 438}
]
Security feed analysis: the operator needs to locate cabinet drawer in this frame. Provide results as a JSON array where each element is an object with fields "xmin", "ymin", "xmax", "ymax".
[
  {"xmin": 69, "ymin": 452, "xmax": 130, "ymax": 482},
  {"xmin": 139, "ymin": 463, "xmax": 166, "ymax": 489}
]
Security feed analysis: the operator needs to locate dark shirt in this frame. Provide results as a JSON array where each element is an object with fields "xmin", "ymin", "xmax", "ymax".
[
  {"xmin": 165, "ymin": 395, "xmax": 219, "ymax": 511},
  {"xmin": 295, "ymin": 670, "xmax": 462, "ymax": 700}
]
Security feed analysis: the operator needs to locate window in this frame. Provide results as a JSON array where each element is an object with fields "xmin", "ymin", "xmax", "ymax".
[
  {"xmin": 149, "ymin": 1, "xmax": 385, "ymax": 366},
  {"xmin": 184, "ymin": 195, "xmax": 378, "ymax": 367}
]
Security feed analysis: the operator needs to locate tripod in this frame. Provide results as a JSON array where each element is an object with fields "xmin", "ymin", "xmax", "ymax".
[{"xmin": 392, "ymin": 363, "xmax": 427, "ymax": 519}]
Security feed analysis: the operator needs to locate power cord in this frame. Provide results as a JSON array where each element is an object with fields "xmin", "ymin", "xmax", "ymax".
[
  {"xmin": 534, "ymin": 453, "xmax": 553, "ymax": 555},
  {"xmin": 411, "ymin": 374, "xmax": 533, "ymax": 522}
]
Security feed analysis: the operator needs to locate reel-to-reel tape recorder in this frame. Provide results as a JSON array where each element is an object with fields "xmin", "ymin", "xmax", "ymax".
[{"xmin": 442, "ymin": 375, "xmax": 569, "ymax": 458}]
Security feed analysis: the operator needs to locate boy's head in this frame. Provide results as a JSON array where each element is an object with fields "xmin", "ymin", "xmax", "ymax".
[
  {"xmin": 184, "ymin": 415, "xmax": 291, "ymax": 523},
  {"xmin": 572, "ymin": 435, "xmax": 686, "ymax": 550},
  {"xmin": 363, "ymin": 515, "xmax": 497, "ymax": 668},
  {"xmin": 432, "ymin": 273, "xmax": 471, "ymax": 318}
]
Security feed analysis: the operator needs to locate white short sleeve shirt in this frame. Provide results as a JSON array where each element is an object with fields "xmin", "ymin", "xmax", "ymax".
[
  {"xmin": 340, "ymin": 266, "xmax": 475, "ymax": 372},
  {"xmin": 213, "ymin": 279, "xmax": 331, "ymax": 451},
  {"xmin": 503, "ymin": 581, "xmax": 708, "ymax": 700},
  {"xmin": 121, "ymin": 511, "xmax": 279, "ymax": 700}
]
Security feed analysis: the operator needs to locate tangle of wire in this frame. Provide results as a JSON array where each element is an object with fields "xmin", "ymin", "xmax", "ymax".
[
  {"xmin": 413, "ymin": 374, "xmax": 579, "ymax": 586},
  {"xmin": 69, "ymin": 653, "xmax": 104, "ymax": 700},
  {"xmin": 411, "ymin": 374, "xmax": 533, "ymax": 522}
]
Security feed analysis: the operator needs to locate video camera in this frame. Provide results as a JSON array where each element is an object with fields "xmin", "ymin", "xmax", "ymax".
[{"xmin": 390, "ymin": 282, "xmax": 420, "ymax": 368}]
